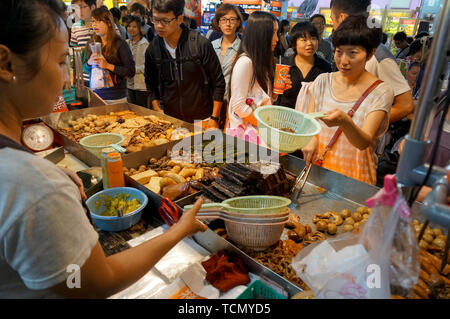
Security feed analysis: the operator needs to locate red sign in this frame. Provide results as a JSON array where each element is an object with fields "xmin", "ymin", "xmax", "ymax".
[
  {"xmin": 222, "ymin": 0, "xmax": 262, "ymax": 13},
  {"xmin": 270, "ymin": 1, "xmax": 282, "ymax": 17},
  {"xmin": 185, "ymin": 0, "xmax": 201, "ymax": 27}
]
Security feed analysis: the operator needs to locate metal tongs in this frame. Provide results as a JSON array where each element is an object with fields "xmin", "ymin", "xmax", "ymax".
[{"xmin": 290, "ymin": 163, "xmax": 312, "ymax": 201}]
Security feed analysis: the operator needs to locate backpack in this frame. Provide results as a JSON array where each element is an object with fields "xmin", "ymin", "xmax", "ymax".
[{"xmin": 152, "ymin": 30, "xmax": 209, "ymax": 99}]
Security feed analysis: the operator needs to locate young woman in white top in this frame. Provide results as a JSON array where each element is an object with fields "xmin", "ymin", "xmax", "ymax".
[
  {"xmin": 226, "ymin": 11, "xmax": 291, "ymax": 145},
  {"xmin": 296, "ymin": 15, "xmax": 394, "ymax": 185},
  {"xmin": 126, "ymin": 15, "xmax": 150, "ymax": 107},
  {"xmin": 0, "ymin": 0, "xmax": 206, "ymax": 298}
]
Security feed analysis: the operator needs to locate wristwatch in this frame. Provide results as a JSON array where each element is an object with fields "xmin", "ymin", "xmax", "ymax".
[{"xmin": 210, "ymin": 115, "xmax": 220, "ymax": 122}]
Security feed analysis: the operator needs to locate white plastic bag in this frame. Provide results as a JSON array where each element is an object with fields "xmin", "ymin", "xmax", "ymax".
[
  {"xmin": 292, "ymin": 175, "xmax": 420, "ymax": 299},
  {"xmin": 89, "ymin": 42, "xmax": 114, "ymax": 90}
]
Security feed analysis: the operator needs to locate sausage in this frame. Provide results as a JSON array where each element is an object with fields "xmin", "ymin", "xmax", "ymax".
[
  {"xmin": 419, "ymin": 269, "xmax": 431, "ymax": 285},
  {"xmin": 417, "ymin": 279, "xmax": 431, "ymax": 296},
  {"xmin": 412, "ymin": 285, "xmax": 429, "ymax": 299},
  {"xmin": 391, "ymin": 295, "xmax": 407, "ymax": 299},
  {"xmin": 421, "ymin": 258, "xmax": 439, "ymax": 275}
]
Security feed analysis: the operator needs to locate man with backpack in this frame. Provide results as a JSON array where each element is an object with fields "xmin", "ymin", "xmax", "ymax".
[{"xmin": 144, "ymin": 0, "xmax": 226, "ymax": 128}]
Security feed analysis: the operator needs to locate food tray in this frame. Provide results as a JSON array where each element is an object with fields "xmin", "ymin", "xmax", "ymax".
[
  {"xmin": 122, "ymin": 131, "xmax": 282, "ymax": 207},
  {"xmin": 41, "ymin": 103, "xmax": 194, "ymax": 167},
  {"xmin": 174, "ymin": 153, "xmax": 425, "ymax": 293}
]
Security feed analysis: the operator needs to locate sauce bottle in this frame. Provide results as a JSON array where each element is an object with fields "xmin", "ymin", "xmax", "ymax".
[
  {"xmin": 106, "ymin": 152, "xmax": 125, "ymax": 188},
  {"xmin": 101, "ymin": 147, "xmax": 115, "ymax": 189}
]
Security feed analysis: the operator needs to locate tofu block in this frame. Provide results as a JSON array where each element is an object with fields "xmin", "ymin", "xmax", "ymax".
[
  {"xmin": 131, "ymin": 169, "xmax": 158, "ymax": 184},
  {"xmin": 145, "ymin": 176, "xmax": 163, "ymax": 194}
]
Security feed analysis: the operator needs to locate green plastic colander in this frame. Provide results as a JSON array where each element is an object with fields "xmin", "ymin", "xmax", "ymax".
[
  {"xmin": 254, "ymin": 105, "xmax": 324, "ymax": 153},
  {"xmin": 184, "ymin": 195, "xmax": 291, "ymax": 216}
]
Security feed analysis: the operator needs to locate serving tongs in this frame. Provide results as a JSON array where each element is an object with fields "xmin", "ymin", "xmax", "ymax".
[{"xmin": 290, "ymin": 162, "xmax": 312, "ymax": 202}]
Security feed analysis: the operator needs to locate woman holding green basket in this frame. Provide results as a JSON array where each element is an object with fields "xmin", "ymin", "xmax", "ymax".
[
  {"xmin": 296, "ymin": 15, "xmax": 394, "ymax": 185},
  {"xmin": 226, "ymin": 11, "xmax": 291, "ymax": 145}
]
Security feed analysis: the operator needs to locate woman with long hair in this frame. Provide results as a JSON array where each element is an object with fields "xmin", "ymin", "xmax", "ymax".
[
  {"xmin": 226, "ymin": 11, "xmax": 291, "ymax": 145},
  {"xmin": 277, "ymin": 21, "xmax": 331, "ymax": 109},
  {"xmin": 85, "ymin": 6, "xmax": 135, "ymax": 103},
  {"xmin": 0, "ymin": 0, "xmax": 206, "ymax": 299}
]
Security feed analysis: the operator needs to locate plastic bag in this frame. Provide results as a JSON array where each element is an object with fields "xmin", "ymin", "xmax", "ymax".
[
  {"xmin": 291, "ymin": 174, "xmax": 419, "ymax": 299},
  {"xmin": 89, "ymin": 42, "xmax": 114, "ymax": 90}
]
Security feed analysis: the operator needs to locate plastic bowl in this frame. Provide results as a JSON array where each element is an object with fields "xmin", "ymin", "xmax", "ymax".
[
  {"xmin": 86, "ymin": 187, "xmax": 148, "ymax": 232},
  {"xmin": 79, "ymin": 133, "xmax": 125, "ymax": 158},
  {"xmin": 254, "ymin": 105, "xmax": 322, "ymax": 153},
  {"xmin": 225, "ymin": 218, "xmax": 287, "ymax": 251}
]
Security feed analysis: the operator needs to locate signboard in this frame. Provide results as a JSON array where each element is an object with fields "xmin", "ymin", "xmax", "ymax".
[
  {"xmin": 185, "ymin": 0, "xmax": 202, "ymax": 26},
  {"xmin": 222, "ymin": 0, "xmax": 262, "ymax": 13},
  {"xmin": 398, "ymin": 18, "xmax": 416, "ymax": 36},
  {"xmin": 270, "ymin": 1, "xmax": 282, "ymax": 17}
]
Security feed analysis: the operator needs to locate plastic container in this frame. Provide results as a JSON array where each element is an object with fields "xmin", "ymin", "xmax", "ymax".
[
  {"xmin": 79, "ymin": 133, "xmax": 126, "ymax": 158},
  {"xmin": 254, "ymin": 105, "xmax": 323, "ymax": 153},
  {"xmin": 224, "ymin": 218, "xmax": 287, "ymax": 251},
  {"xmin": 184, "ymin": 195, "xmax": 291, "ymax": 215},
  {"xmin": 237, "ymin": 280, "xmax": 287, "ymax": 299},
  {"xmin": 273, "ymin": 64, "xmax": 291, "ymax": 95},
  {"xmin": 106, "ymin": 152, "xmax": 125, "ymax": 188},
  {"xmin": 100, "ymin": 147, "xmax": 115, "ymax": 189},
  {"xmin": 86, "ymin": 187, "xmax": 148, "ymax": 232}
]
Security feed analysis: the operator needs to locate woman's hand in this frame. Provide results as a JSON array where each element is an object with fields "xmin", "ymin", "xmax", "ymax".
[
  {"xmin": 59, "ymin": 167, "xmax": 87, "ymax": 201},
  {"xmin": 320, "ymin": 108, "xmax": 351, "ymax": 128},
  {"xmin": 205, "ymin": 118, "xmax": 219, "ymax": 130},
  {"xmin": 96, "ymin": 54, "xmax": 112, "ymax": 71},
  {"xmin": 283, "ymin": 74, "xmax": 292, "ymax": 91},
  {"xmin": 88, "ymin": 52, "xmax": 98, "ymax": 66},
  {"xmin": 301, "ymin": 136, "xmax": 319, "ymax": 165},
  {"xmin": 173, "ymin": 198, "xmax": 208, "ymax": 237},
  {"xmin": 89, "ymin": 53, "xmax": 112, "ymax": 71}
]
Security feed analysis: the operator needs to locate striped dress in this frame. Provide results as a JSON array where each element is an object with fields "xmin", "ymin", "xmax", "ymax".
[{"xmin": 296, "ymin": 73, "xmax": 394, "ymax": 185}]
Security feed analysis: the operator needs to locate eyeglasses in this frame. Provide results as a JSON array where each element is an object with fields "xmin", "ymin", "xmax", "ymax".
[
  {"xmin": 79, "ymin": 5, "xmax": 89, "ymax": 9},
  {"xmin": 150, "ymin": 16, "xmax": 176, "ymax": 27},
  {"xmin": 219, "ymin": 17, "xmax": 238, "ymax": 25},
  {"xmin": 299, "ymin": 38, "xmax": 318, "ymax": 43}
]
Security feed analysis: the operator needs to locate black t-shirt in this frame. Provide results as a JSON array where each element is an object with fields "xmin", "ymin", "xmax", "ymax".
[{"xmin": 277, "ymin": 54, "xmax": 331, "ymax": 109}]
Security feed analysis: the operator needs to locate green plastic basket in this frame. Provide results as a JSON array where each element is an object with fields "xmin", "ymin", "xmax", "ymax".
[
  {"xmin": 184, "ymin": 195, "xmax": 291, "ymax": 215},
  {"xmin": 254, "ymin": 105, "xmax": 323, "ymax": 153},
  {"xmin": 79, "ymin": 133, "xmax": 126, "ymax": 158},
  {"xmin": 237, "ymin": 280, "xmax": 287, "ymax": 299}
]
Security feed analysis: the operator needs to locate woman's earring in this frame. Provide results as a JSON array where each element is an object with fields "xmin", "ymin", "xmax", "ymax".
[{"xmin": 12, "ymin": 75, "xmax": 17, "ymax": 83}]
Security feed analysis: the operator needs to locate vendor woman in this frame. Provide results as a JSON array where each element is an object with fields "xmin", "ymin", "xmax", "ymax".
[
  {"xmin": 296, "ymin": 15, "xmax": 394, "ymax": 185},
  {"xmin": 0, "ymin": 0, "xmax": 206, "ymax": 298}
]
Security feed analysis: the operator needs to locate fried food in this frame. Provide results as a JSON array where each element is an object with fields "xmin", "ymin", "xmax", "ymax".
[
  {"xmin": 62, "ymin": 111, "xmax": 192, "ymax": 152},
  {"xmin": 243, "ymin": 240, "xmax": 309, "ymax": 291}
]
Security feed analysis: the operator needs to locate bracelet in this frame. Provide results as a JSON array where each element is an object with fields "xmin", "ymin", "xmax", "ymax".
[{"xmin": 210, "ymin": 115, "xmax": 220, "ymax": 122}]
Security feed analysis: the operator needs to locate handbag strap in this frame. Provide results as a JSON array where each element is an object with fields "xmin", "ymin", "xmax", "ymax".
[{"xmin": 315, "ymin": 79, "xmax": 383, "ymax": 166}]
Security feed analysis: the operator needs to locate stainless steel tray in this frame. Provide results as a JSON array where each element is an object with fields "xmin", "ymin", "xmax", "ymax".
[
  {"xmin": 41, "ymin": 103, "xmax": 194, "ymax": 167},
  {"xmin": 102, "ymin": 131, "xmax": 426, "ymax": 296}
]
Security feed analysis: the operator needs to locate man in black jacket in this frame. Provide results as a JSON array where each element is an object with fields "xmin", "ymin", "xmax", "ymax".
[{"xmin": 144, "ymin": 0, "xmax": 225, "ymax": 128}]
